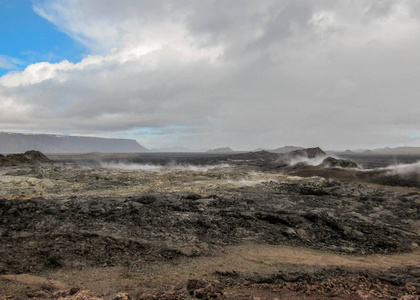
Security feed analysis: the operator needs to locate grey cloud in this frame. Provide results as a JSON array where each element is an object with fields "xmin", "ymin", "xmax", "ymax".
[{"xmin": 1, "ymin": 0, "xmax": 419, "ymax": 150}]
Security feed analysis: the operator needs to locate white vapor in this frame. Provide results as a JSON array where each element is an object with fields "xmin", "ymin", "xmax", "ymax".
[
  {"xmin": 385, "ymin": 161, "xmax": 420, "ymax": 176},
  {"xmin": 287, "ymin": 155, "xmax": 328, "ymax": 167},
  {"xmin": 99, "ymin": 162, "xmax": 230, "ymax": 172}
]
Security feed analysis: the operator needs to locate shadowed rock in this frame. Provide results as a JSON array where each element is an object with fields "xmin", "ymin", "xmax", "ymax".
[
  {"xmin": 0, "ymin": 150, "xmax": 52, "ymax": 166},
  {"xmin": 319, "ymin": 157, "xmax": 359, "ymax": 168}
]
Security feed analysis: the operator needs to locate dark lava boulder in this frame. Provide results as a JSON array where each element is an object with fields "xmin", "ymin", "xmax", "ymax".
[
  {"xmin": 319, "ymin": 157, "xmax": 359, "ymax": 168},
  {"xmin": 0, "ymin": 150, "xmax": 52, "ymax": 166},
  {"xmin": 227, "ymin": 150, "xmax": 280, "ymax": 168},
  {"xmin": 230, "ymin": 150, "xmax": 279, "ymax": 161},
  {"xmin": 0, "ymin": 154, "xmax": 6, "ymax": 165},
  {"xmin": 293, "ymin": 147, "xmax": 327, "ymax": 159},
  {"xmin": 274, "ymin": 147, "xmax": 327, "ymax": 167},
  {"xmin": 367, "ymin": 171, "xmax": 420, "ymax": 188}
]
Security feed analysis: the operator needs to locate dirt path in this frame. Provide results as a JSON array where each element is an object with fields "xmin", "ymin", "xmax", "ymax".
[
  {"xmin": 42, "ymin": 244, "xmax": 420, "ymax": 297},
  {"xmin": 242, "ymin": 244, "xmax": 420, "ymax": 269},
  {"xmin": 1, "ymin": 244, "xmax": 419, "ymax": 299}
]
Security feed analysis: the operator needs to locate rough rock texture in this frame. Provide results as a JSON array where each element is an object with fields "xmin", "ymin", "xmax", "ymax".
[
  {"xmin": 0, "ymin": 167, "xmax": 418, "ymax": 274},
  {"xmin": 2, "ymin": 273, "xmax": 418, "ymax": 299},
  {"xmin": 283, "ymin": 147, "xmax": 327, "ymax": 160},
  {"xmin": 0, "ymin": 153, "xmax": 418, "ymax": 299},
  {"xmin": 221, "ymin": 275, "xmax": 420, "ymax": 300},
  {"xmin": 59, "ymin": 290, "xmax": 104, "ymax": 300},
  {"xmin": 228, "ymin": 150, "xmax": 280, "ymax": 168},
  {"xmin": 226, "ymin": 148, "xmax": 328, "ymax": 169},
  {"xmin": 0, "ymin": 150, "xmax": 52, "ymax": 166},
  {"xmin": 319, "ymin": 157, "xmax": 359, "ymax": 168}
]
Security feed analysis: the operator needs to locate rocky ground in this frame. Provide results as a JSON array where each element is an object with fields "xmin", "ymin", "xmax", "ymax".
[{"xmin": 0, "ymin": 151, "xmax": 419, "ymax": 299}]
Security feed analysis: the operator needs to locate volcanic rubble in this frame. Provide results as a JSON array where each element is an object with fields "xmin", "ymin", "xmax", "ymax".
[{"xmin": 0, "ymin": 150, "xmax": 419, "ymax": 299}]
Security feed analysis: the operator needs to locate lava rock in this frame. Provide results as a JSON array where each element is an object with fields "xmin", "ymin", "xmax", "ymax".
[
  {"xmin": 0, "ymin": 150, "xmax": 52, "ymax": 166},
  {"xmin": 319, "ymin": 157, "xmax": 359, "ymax": 168},
  {"xmin": 274, "ymin": 147, "xmax": 327, "ymax": 167}
]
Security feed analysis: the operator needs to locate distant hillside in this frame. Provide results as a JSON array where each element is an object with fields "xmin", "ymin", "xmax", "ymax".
[
  {"xmin": 151, "ymin": 146, "xmax": 196, "ymax": 152},
  {"xmin": 345, "ymin": 147, "xmax": 420, "ymax": 155},
  {"xmin": 271, "ymin": 146, "xmax": 304, "ymax": 154},
  {"xmin": 371, "ymin": 147, "xmax": 420, "ymax": 155},
  {"xmin": 253, "ymin": 146, "xmax": 304, "ymax": 154},
  {"xmin": 207, "ymin": 147, "xmax": 234, "ymax": 153},
  {"xmin": 0, "ymin": 132, "xmax": 149, "ymax": 154}
]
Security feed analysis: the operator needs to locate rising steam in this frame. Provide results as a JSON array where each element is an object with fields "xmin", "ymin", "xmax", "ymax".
[
  {"xmin": 385, "ymin": 161, "xmax": 420, "ymax": 176},
  {"xmin": 287, "ymin": 155, "xmax": 328, "ymax": 167},
  {"xmin": 99, "ymin": 162, "xmax": 230, "ymax": 172}
]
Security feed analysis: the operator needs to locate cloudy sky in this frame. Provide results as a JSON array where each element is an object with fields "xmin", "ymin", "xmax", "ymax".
[{"xmin": 1, "ymin": 0, "xmax": 419, "ymax": 150}]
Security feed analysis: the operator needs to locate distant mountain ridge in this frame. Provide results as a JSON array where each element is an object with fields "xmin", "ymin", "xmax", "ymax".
[
  {"xmin": 271, "ymin": 146, "xmax": 305, "ymax": 154},
  {"xmin": 253, "ymin": 146, "xmax": 304, "ymax": 154},
  {"xmin": 369, "ymin": 147, "xmax": 420, "ymax": 155},
  {"xmin": 151, "ymin": 146, "xmax": 197, "ymax": 152},
  {"xmin": 207, "ymin": 147, "xmax": 234, "ymax": 153},
  {"xmin": 0, "ymin": 132, "xmax": 149, "ymax": 153},
  {"xmin": 347, "ymin": 146, "xmax": 420, "ymax": 155}
]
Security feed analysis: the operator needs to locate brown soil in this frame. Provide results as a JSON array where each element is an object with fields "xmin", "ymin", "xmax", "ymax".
[{"xmin": 1, "ymin": 244, "xmax": 419, "ymax": 299}]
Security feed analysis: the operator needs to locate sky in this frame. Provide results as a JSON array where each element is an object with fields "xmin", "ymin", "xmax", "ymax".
[{"xmin": 0, "ymin": 0, "xmax": 419, "ymax": 151}]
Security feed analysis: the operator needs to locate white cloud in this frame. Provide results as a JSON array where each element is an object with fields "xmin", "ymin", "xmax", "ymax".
[
  {"xmin": 1, "ymin": 0, "xmax": 420, "ymax": 150},
  {"xmin": 0, "ymin": 55, "xmax": 25, "ymax": 70}
]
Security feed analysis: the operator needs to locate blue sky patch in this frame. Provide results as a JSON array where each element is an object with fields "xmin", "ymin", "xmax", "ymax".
[{"xmin": 0, "ymin": 0, "xmax": 86, "ymax": 76}]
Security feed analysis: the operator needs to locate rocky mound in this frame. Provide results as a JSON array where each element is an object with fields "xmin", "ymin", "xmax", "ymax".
[
  {"xmin": 0, "ymin": 150, "xmax": 52, "ymax": 166},
  {"xmin": 274, "ymin": 147, "xmax": 327, "ymax": 167},
  {"xmin": 319, "ymin": 157, "xmax": 359, "ymax": 168},
  {"xmin": 228, "ymin": 150, "xmax": 280, "ymax": 168},
  {"xmin": 227, "ymin": 148, "xmax": 329, "ymax": 169},
  {"xmin": 207, "ymin": 147, "xmax": 234, "ymax": 153}
]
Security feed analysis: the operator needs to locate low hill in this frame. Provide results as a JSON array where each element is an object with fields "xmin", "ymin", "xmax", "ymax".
[
  {"xmin": 0, "ymin": 132, "xmax": 148, "ymax": 154},
  {"xmin": 271, "ymin": 146, "xmax": 304, "ymax": 154},
  {"xmin": 253, "ymin": 146, "xmax": 304, "ymax": 154},
  {"xmin": 274, "ymin": 147, "xmax": 327, "ymax": 167},
  {"xmin": 371, "ymin": 147, "xmax": 420, "ymax": 155},
  {"xmin": 0, "ymin": 150, "xmax": 52, "ymax": 165},
  {"xmin": 207, "ymin": 147, "xmax": 234, "ymax": 153},
  {"xmin": 228, "ymin": 147, "xmax": 328, "ymax": 169},
  {"xmin": 343, "ymin": 147, "xmax": 420, "ymax": 155},
  {"xmin": 151, "ymin": 146, "xmax": 196, "ymax": 152}
]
